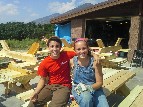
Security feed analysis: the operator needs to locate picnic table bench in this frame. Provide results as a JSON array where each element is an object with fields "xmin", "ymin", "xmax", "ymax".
[
  {"xmin": 16, "ymin": 69, "xmax": 135, "ymax": 107},
  {"xmin": 0, "ymin": 63, "xmax": 37, "ymax": 95},
  {"xmin": 118, "ymin": 85, "xmax": 143, "ymax": 107}
]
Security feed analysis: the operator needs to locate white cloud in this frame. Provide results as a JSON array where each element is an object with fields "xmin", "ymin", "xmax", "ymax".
[
  {"xmin": 13, "ymin": 0, "xmax": 20, "ymax": 4},
  {"xmin": 23, "ymin": 7, "xmax": 32, "ymax": 13},
  {"xmin": 0, "ymin": 3, "xmax": 18, "ymax": 16},
  {"xmin": 23, "ymin": 7, "xmax": 39, "ymax": 18},
  {"xmin": 30, "ymin": 13, "xmax": 39, "ymax": 17},
  {"xmin": 46, "ymin": 0, "xmax": 107, "ymax": 15},
  {"xmin": 47, "ymin": 0, "xmax": 76, "ymax": 14},
  {"xmin": 79, "ymin": 0, "xmax": 108, "ymax": 5},
  {"xmin": 79, "ymin": 0, "xmax": 98, "ymax": 5}
]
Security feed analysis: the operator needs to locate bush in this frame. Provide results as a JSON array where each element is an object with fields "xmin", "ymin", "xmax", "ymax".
[{"xmin": 6, "ymin": 38, "xmax": 47, "ymax": 51}]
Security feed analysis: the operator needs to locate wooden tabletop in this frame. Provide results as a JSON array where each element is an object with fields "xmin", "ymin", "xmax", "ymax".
[
  {"xmin": 103, "ymin": 70, "xmax": 135, "ymax": 96},
  {"xmin": 118, "ymin": 49, "xmax": 130, "ymax": 52}
]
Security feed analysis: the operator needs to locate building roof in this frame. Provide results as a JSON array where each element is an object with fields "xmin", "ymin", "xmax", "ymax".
[{"xmin": 50, "ymin": 0, "xmax": 136, "ymax": 24}]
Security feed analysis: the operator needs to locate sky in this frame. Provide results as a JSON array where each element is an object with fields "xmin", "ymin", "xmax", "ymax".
[{"xmin": 0, "ymin": 0, "xmax": 107, "ymax": 24}]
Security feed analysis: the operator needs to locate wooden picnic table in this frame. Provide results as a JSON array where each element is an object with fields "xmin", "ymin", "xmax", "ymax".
[
  {"xmin": 0, "ymin": 63, "xmax": 37, "ymax": 95},
  {"xmin": 118, "ymin": 85, "xmax": 143, "ymax": 107},
  {"xmin": 16, "ymin": 69, "xmax": 135, "ymax": 107},
  {"xmin": 103, "ymin": 69, "xmax": 135, "ymax": 97}
]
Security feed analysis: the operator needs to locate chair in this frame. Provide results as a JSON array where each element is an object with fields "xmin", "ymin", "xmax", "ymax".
[
  {"xmin": 27, "ymin": 42, "xmax": 40, "ymax": 55},
  {"xmin": 130, "ymin": 50, "xmax": 143, "ymax": 67},
  {"xmin": 0, "ymin": 40, "xmax": 10, "ymax": 51},
  {"xmin": 114, "ymin": 38, "xmax": 123, "ymax": 46},
  {"xmin": 96, "ymin": 39, "xmax": 105, "ymax": 48}
]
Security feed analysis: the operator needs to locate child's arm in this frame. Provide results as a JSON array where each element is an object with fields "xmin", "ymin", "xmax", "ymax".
[
  {"xmin": 30, "ymin": 76, "xmax": 47, "ymax": 102},
  {"xmin": 91, "ymin": 61, "xmax": 103, "ymax": 90},
  {"xmin": 91, "ymin": 52, "xmax": 101, "ymax": 64}
]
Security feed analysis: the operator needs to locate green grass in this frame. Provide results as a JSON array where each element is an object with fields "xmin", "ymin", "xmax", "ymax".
[{"xmin": 6, "ymin": 38, "xmax": 47, "ymax": 50}]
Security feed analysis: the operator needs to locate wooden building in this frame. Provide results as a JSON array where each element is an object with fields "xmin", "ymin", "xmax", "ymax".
[{"xmin": 50, "ymin": 0, "xmax": 143, "ymax": 61}]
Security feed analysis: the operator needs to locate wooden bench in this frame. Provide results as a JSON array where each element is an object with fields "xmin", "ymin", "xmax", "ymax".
[
  {"xmin": 118, "ymin": 85, "xmax": 143, "ymax": 107},
  {"xmin": 103, "ymin": 70, "xmax": 135, "ymax": 96},
  {"xmin": 0, "ymin": 63, "xmax": 37, "ymax": 95},
  {"xmin": 16, "ymin": 69, "xmax": 135, "ymax": 107},
  {"xmin": 16, "ymin": 91, "xmax": 78, "ymax": 107}
]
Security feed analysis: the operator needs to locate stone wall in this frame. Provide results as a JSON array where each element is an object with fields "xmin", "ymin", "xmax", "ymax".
[
  {"xmin": 71, "ymin": 19, "xmax": 85, "ymax": 38},
  {"xmin": 128, "ymin": 16, "xmax": 141, "ymax": 62},
  {"xmin": 140, "ymin": 17, "xmax": 143, "ymax": 50}
]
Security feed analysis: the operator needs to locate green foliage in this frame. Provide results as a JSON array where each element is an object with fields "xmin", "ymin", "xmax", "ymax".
[
  {"xmin": 0, "ymin": 22, "xmax": 54, "ymax": 40},
  {"xmin": 6, "ymin": 38, "xmax": 47, "ymax": 50}
]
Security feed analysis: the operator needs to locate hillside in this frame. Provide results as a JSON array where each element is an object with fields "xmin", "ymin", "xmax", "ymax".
[
  {"xmin": 32, "ymin": 13, "xmax": 60, "ymax": 25},
  {"xmin": 32, "ymin": 3, "xmax": 93, "ymax": 25}
]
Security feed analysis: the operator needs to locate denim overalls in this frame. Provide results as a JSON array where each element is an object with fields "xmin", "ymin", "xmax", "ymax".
[{"xmin": 72, "ymin": 56, "xmax": 109, "ymax": 107}]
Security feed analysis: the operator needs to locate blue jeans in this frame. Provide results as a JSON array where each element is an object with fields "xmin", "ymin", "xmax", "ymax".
[{"xmin": 72, "ymin": 87, "xmax": 109, "ymax": 107}]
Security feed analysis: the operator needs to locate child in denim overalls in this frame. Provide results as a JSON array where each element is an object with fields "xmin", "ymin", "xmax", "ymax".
[{"xmin": 70, "ymin": 38, "xmax": 109, "ymax": 107}]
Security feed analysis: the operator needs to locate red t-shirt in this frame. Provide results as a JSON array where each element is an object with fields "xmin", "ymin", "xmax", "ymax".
[{"xmin": 38, "ymin": 51, "xmax": 76, "ymax": 88}]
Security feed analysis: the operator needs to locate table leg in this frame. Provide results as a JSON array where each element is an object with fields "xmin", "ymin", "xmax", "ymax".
[
  {"xmin": 3, "ymin": 82, "xmax": 11, "ymax": 95},
  {"xmin": 23, "ymin": 81, "xmax": 32, "ymax": 90},
  {"xmin": 117, "ymin": 84, "xmax": 130, "ymax": 97}
]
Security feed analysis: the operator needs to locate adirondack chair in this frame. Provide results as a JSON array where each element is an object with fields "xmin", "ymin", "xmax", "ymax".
[
  {"xmin": 114, "ymin": 38, "xmax": 123, "ymax": 46},
  {"xmin": 96, "ymin": 37, "xmax": 122, "ymax": 48},
  {"xmin": 96, "ymin": 39, "xmax": 105, "ymax": 48},
  {"xmin": 60, "ymin": 38, "xmax": 73, "ymax": 48},
  {"xmin": 0, "ymin": 40, "xmax": 10, "ymax": 51},
  {"xmin": 27, "ymin": 42, "xmax": 40, "ymax": 55},
  {"xmin": 0, "ymin": 40, "xmax": 39, "ymax": 55},
  {"xmin": 0, "ymin": 63, "xmax": 37, "ymax": 95}
]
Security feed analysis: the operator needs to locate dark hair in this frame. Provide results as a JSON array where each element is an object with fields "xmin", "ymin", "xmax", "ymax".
[{"xmin": 47, "ymin": 36, "xmax": 62, "ymax": 47}]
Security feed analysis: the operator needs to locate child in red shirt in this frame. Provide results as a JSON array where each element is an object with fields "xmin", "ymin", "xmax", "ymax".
[{"xmin": 28, "ymin": 36, "xmax": 76, "ymax": 107}]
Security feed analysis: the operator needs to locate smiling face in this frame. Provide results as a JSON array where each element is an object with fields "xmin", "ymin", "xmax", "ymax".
[
  {"xmin": 74, "ymin": 41, "xmax": 89, "ymax": 59},
  {"xmin": 48, "ymin": 41, "xmax": 61, "ymax": 59}
]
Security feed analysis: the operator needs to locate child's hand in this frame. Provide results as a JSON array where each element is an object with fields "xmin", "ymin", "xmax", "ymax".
[
  {"xmin": 93, "ymin": 54, "xmax": 101, "ymax": 64},
  {"xmin": 30, "ymin": 92, "xmax": 38, "ymax": 102}
]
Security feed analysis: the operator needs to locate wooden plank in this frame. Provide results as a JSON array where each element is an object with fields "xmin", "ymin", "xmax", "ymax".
[
  {"xmin": 61, "ymin": 39, "xmax": 72, "ymax": 48},
  {"xmin": 130, "ymin": 90, "xmax": 143, "ymax": 107},
  {"xmin": 21, "ymin": 101, "xmax": 30, "ymax": 107},
  {"xmin": 114, "ymin": 38, "xmax": 122, "ymax": 46},
  {"xmin": 103, "ymin": 69, "xmax": 120, "ymax": 80},
  {"xmin": 70, "ymin": 100, "xmax": 79, "ymax": 107},
  {"xmin": 16, "ymin": 89, "xmax": 34, "ymax": 101},
  {"xmin": 118, "ymin": 85, "xmax": 143, "ymax": 107},
  {"xmin": 103, "ymin": 71, "xmax": 135, "ymax": 96},
  {"xmin": 99, "ymin": 46, "xmax": 122, "ymax": 53},
  {"xmin": 109, "ymin": 58, "xmax": 127, "ymax": 63},
  {"xmin": 0, "ymin": 40, "xmax": 10, "ymax": 51},
  {"xmin": 103, "ymin": 71, "xmax": 126, "ymax": 86},
  {"xmin": 27, "ymin": 42, "xmax": 39, "ymax": 55},
  {"xmin": 104, "ymin": 72, "xmax": 135, "ymax": 91},
  {"xmin": 96, "ymin": 39, "xmax": 105, "ymax": 48}
]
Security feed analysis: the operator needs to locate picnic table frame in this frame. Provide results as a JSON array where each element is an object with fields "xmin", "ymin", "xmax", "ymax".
[{"xmin": 0, "ymin": 63, "xmax": 37, "ymax": 95}]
